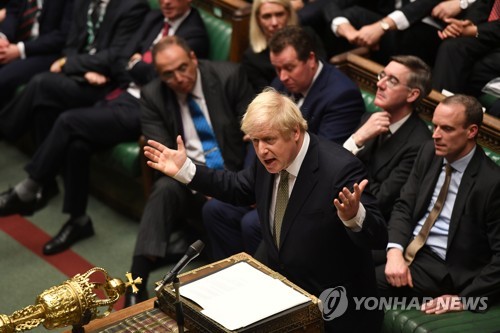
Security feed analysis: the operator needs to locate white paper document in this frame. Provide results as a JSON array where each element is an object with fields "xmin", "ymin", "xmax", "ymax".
[{"xmin": 179, "ymin": 261, "xmax": 310, "ymax": 330}]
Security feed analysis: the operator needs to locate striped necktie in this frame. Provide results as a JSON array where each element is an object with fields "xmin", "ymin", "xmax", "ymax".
[
  {"xmin": 187, "ymin": 94, "xmax": 224, "ymax": 169},
  {"xmin": 488, "ymin": 0, "xmax": 500, "ymax": 21},
  {"xmin": 17, "ymin": 0, "xmax": 40, "ymax": 41}
]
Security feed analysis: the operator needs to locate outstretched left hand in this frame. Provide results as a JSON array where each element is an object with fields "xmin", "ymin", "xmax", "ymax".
[{"xmin": 333, "ymin": 179, "xmax": 368, "ymax": 221}]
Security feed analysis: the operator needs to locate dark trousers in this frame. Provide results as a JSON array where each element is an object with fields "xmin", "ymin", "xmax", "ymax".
[
  {"xmin": 376, "ymin": 246, "xmax": 455, "ymax": 299},
  {"xmin": 433, "ymin": 37, "xmax": 500, "ymax": 96},
  {"xmin": 0, "ymin": 71, "xmax": 112, "ymax": 143},
  {"xmin": 202, "ymin": 199, "xmax": 262, "ymax": 260},
  {"xmin": 0, "ymin": 54, "xmax": 60, "ymax": 109},
  {"xmin": 133, "ymin": 176, "xmax": 207, "ymax": 258},
  {"xmin": 24, "ymin": 92, "xmax": 141, "ymax": 216}
]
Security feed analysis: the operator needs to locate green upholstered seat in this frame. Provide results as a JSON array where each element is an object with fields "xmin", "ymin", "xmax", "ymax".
[
  {"xmin": 383, "ymin": 305, "xmax": 500, "ymax": 333},
  {"xmin": 361, "ymin": 90, "xmax": 380, "ymax": 113},
  {"xmin": 197, "ymin": 7, "xmax": 231, "ymax": 61}
]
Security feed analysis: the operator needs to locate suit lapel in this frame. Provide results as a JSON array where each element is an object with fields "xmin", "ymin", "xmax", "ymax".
[
  {"xmin": 300, "ymin": 63, "xmax": 328, "ymax": 119},
  {"xmin": 199, "ymin": 62, "xmax": 226, "ymax": 151},
  {"xmin": 415, "ymin": 155, "xmax": 444, "ymax": 220},
  {"xmin": 278, "ymin": 135, "xmax": 319, "ymax": 249},
  {"xmin": 447, "ymin": 147, "xmax": 482, "ymax": 246}
]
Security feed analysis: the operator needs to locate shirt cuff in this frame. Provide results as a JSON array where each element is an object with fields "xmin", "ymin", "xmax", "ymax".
[
  {"xmin": 340, "ymin": 202, "xmax": 365, "ymax": 232},
  {"xmin": 343, "ymin": 135, "xmax": 364, "ymax": 155},
  {"xmin": 173, "ymin": 158, "xmax": 196, "ymax": 184},
  {"xmin": 16, "ymin": 42, "xmax": 26, "ymax": 59},
  {"xmin": 126, "ymin": 58, "xmax": 141, "ymax": 71},
  {"xmin": 331, "ymin": 17, "xmax": 349, "ymax": 36},
  {"xmin": 387, "ymin": 242, "xmax": 404, "ymax": 252},
  {"xmin": 388, "ymin": 11, "xmax": 410, "ymax": 30}
]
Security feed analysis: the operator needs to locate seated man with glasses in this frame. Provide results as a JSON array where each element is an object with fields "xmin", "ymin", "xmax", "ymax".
[
  {"xmin": 343, "ymin": 55, "xmax": 432, "ymax": 227},
  {"xmin": 126, "ymin": 35, "xmax": 255, "ymax": 306}
]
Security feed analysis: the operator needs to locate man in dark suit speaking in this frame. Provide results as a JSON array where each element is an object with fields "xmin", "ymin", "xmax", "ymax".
[
  {"xmin": 143, "ymin": 88, "xmax": 388, "ymax": 332},
  {"xmin": 379, "ymin": 94, "xmax": 500, "ymax": 314}
]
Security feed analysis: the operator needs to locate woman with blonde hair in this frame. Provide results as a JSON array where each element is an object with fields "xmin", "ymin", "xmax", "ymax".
[{"xmin": 243, "ymin": 0, "xmax": 298, "ymax": 93}]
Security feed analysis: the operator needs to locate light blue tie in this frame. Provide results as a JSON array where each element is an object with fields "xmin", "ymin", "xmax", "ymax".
[{"xmin": 187, "ymin": 95, "xmax": 224, "ymax": 169}]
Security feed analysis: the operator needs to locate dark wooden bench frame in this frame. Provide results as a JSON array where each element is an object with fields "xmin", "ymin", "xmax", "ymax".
[{"xmin": 335, "ymin": 53, "xmax": 500, "ymax": 155}]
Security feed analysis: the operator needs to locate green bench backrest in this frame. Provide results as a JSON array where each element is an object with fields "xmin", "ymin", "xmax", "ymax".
[
  {"xmin": 147, "ymin": 0, "xmax": 231, "ymax": 61},
  {"xmin": 197, "ymin": 7, "xmax": 231, "ymax": 61}
]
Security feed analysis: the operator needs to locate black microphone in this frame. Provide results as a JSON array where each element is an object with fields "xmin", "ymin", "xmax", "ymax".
[{"xmin": 155, "ymin": 240, "xmax": 205, "ymax": 292}]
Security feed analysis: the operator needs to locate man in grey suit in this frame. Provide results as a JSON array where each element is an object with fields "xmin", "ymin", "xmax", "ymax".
[
  {"xmin": 379, "ymin": 95, "xmax": 500, "ymax": 314},
  {"xmin": 126, "ymin": 36, "xmax": 255, "ymax": 305},
  {"xmin": 343, "ymin": 55, "xmax": 432, "ymax": 222}
]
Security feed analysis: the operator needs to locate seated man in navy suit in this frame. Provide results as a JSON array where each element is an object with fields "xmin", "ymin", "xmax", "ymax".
[
  {"xmin": 143, "ymin": 88, "xmax": 387, "ymax": 332},
  {"xmin": 0, "ymin": 0, "xmax": 73, "ymax": 109},
  {"xmin": 378, "ymin": 95, "xmax": 500, "ymax": 314},
  {"xmin": 203, "ymin": 25, "xmax": 366, "ymax": 260}
]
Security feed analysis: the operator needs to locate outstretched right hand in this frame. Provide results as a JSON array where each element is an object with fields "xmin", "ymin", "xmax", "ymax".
[{"xmin": 144, "ymin": 135, "xmax": 187, "ymax": 177}]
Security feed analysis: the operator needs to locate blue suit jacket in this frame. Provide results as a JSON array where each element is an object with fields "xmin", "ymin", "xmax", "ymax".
[{"xmin": 272, "ymin": 62, "xmax": 365, "ymax": 144}]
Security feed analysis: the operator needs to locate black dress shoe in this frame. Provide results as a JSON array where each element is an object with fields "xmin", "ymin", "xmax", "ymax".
[
  {"xmin": 124, "ymin": 289, "xmax": 149, "ymax": 308},
  {"xmin": 0, "ymin": 188, "xmax": 38, "ymax": 216},
  {"xmin": 43, "ymin": 218, "xmax": 95, "ymax": 255}
]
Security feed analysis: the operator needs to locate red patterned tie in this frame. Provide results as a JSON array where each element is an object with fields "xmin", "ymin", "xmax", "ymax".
[
  {"xmin": 488, "ymin": 0, "xmax": 500, "ymax": 21},
  {"xmin": 162, "ymin": 22, "xmax": 170, "ymax": 36},
  {"xmin": 142, "ymin": 22, "xmax": 170, "ymax": 63},
  {"xmin": 18, "ymin": 0, "xmax": 39, "ymax": 41}
]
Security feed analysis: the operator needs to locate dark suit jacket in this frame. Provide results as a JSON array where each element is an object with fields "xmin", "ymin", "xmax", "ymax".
[
  {"xmin": 0, "ymin": 0, "xmax": 72, "ymax": 56},
  {"xmin": 272, "ymin": 62, "xmax": 365, "ymax": 144},
  {"xmin": 115, "ymin": 8, "xmax": 209, "ymax": 88},
  {"xmin": 140, "ymin": 60, "xmax": 255, "ymax": 172},
  {"xmin": 63, "ymin": 0, "xmax": 149, "ymax": 78},
  {"xmin": 356, "ymin": 112, "xmax": 431, "ymax": 220},
  {"xmin": 389, "ymin": 141, "xmax": 500, "ymax": 301},
  {"xmin": 189, "ymin": 133, "xmax": 387, "ymax": 331},
  {"xmin": 464, "ymin": 0, "xmax": 500, "ymax": 46}
]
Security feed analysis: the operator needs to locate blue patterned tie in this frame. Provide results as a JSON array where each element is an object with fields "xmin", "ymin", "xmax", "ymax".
[{"xmin": 187, "ymin": 95, "xmax": 224, "ymax": 169}]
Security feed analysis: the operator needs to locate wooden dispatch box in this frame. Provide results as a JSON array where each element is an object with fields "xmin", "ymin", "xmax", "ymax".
[{"xmin": 155, "ymin": 252, "xmax": 324, "ymax": 332}]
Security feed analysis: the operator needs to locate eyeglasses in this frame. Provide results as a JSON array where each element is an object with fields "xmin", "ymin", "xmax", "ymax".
[
  {"xmin": 161, "ymin": 63, "xmax": 189, "ymax": 82},
  {"xmin": 377, "ymin": 71, "xmax": 411, "ymax": 89}
]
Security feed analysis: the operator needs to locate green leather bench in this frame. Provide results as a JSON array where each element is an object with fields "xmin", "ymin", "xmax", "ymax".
[
  {"xmin": 338, "ymin": 53, "xmax": 500, "ymax": 332},
  {"xmin": 89, "ymin": 0, "xmax": 251, "ymax": 219},
  {"xmin": 383, "ymin": 305, "xmax": 500, "ymax": 333}
]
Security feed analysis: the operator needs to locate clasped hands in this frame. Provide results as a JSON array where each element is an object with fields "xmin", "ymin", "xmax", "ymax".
[
  {"xmin": 438, "ymin": 18, "xmax": 477, "ymax": 40},
  {"xmin": 338, "ymin": 22, "xmax": 384, "ymax": 50}
]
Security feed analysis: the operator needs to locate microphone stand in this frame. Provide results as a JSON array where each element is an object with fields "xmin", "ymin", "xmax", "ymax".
[{"xmin": 173, "ymin": 276, "xmax": 184, "ymax": 333}]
